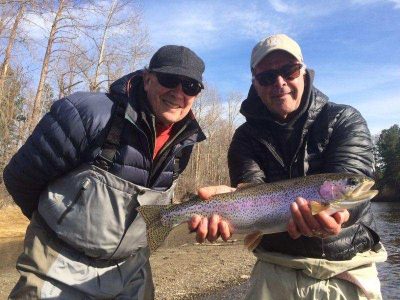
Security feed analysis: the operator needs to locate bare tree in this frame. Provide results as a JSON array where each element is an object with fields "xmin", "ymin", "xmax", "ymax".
[
  {"xmin": 27, "ymin": 0, "xmax": 80, "ymax": 132},
  {"xmin": 75, "ymin": 0, "xmax": 150, "ymax": 92},
  {"xmin": 0, "ymin": 1, "xmax": 26, "ymax": 91}
]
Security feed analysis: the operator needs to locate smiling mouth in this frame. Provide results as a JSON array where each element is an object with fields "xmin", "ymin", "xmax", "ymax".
[{"xmin": 163, "ymin": 98, "xmax": 181, "ymax": 109}]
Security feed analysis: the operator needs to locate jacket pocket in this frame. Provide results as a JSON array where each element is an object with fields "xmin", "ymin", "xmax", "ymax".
[{"xmin": 57, "ymin": 178, "xmax": 90, "ymax": 225}]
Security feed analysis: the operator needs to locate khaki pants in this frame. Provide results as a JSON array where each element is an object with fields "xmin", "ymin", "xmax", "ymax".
[
  {"xmin": 9, "ymin": 213, "xmax": 154, "ymax": 300},
  {"xmin": 245, "ymin": 244, "xmax": 387, "ymax": 300}
]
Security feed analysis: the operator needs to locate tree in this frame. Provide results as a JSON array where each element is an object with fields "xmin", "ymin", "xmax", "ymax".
[
  {"xmin": 375, "ymin": 124, "xmax": 400, "ymax": 201},
  {"xmin": 73, "ymin": 0, "xmax": 150, "ymax": 92},
  {"xmin": 0, "ymin": 1, "xmax": 27, "ymax": 91}
]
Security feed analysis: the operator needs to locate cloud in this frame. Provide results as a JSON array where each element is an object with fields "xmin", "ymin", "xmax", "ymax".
[{"xmin": 143, "ymin": 2, "xmax": 292, "ymax": 51}]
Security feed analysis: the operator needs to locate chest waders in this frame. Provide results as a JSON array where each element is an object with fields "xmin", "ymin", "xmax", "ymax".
[{"xmin": 10, "ymin": 99, "xmax": 175, "ymax": 299}]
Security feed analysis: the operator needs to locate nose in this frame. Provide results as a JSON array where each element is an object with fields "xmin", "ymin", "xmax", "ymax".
[{"xmin": 273, "ymin": 75, "xmax": 287, "ymax": 87}]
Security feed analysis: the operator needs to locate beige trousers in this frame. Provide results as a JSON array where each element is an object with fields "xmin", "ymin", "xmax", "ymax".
[{"xmin": 245, "ymin": 243, "xmax": 387, "ymax": 300}]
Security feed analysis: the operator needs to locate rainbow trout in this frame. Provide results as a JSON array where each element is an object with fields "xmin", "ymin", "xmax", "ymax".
[{"xmin": 138, "ymin": 173, "xmax": 378, "ymax": 252}]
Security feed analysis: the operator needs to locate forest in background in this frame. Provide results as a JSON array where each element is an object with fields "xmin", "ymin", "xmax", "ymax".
[{"xmin": 0, "ymin": 0, "xmax": 399, "ymax": 207}]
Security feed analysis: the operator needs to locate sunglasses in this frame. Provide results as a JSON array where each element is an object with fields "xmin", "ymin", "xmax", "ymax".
[
  {"xmin": 254, "ymin": 63, "xmax": 303, "ymax": 86},
  {"xmin": 154, "ymin": 72, "xmax": 203, "ymax": 96}
]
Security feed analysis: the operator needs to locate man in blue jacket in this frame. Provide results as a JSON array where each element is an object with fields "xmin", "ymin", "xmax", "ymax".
[{"xmin": 4, "ymin": 45, "xmax": 206, "ymax": 299}]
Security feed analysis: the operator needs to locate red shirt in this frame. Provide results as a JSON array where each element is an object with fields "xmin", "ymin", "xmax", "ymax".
[{"xmin": 153, "ymin": 123, "xmax": 173, "ymax": 159}]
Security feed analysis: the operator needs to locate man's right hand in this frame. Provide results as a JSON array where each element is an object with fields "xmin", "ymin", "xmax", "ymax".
[{"xmin": 188, "ymin": 185, "xmax": 235, "ymax": 243}]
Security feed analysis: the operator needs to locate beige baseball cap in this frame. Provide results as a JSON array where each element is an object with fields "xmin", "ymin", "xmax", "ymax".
[{"xmin": 250, "ymin": 34, "xmax": 303, "ymax": 70}]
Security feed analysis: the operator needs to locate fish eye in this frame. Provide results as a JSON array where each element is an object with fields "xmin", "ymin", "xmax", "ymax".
[{"xmin": 347, "ymin": 177, "xmax": 359, "ymax": 186}]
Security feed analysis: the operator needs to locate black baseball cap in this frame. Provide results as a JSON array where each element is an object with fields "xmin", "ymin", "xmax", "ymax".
[{"xmin": 148, "ymin": 45, "xmax": 205, "ymax": 85}]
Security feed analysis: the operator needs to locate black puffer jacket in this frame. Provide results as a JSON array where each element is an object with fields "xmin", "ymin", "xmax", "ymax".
[
  {"xmin": 4, "ymin": 70, "xmax": 206, "ymax": 218},
  {"xmin": 228, "ymin": 70, "xmax": 379, "ymax": 260}
]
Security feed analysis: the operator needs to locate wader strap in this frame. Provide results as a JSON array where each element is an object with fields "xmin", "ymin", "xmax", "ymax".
[{"xmin": 94, "ymin": 95, "xmax": 127, "ymax": 171}]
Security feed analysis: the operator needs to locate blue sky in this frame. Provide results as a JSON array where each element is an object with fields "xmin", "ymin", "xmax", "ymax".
[{"xmin": 141, "ymin": 0, "xmax": 400, "ymax": 134}]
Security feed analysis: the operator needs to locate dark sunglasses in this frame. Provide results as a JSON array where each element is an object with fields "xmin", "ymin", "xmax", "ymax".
[
  {"xmin": 254, "ymin": 63, "xmax": 303, "ymax": 86},
  {"xmin": 154, "ymin": 72, "xmax": 203, "ymax": 96}
]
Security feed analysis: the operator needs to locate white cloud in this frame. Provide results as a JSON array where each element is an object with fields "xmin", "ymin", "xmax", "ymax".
[
  {"xmin": 143, "ymin": 2, "xmax": 292, "ymax": 51},
  {"xmin": 269, "ymin": 0, "xmax": 292, "ymax": 13}
]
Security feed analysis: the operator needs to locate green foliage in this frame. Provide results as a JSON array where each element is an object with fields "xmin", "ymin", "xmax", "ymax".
[{"xmin": 375, "ymin": 124, "xmax": 400, "ymax": 201}]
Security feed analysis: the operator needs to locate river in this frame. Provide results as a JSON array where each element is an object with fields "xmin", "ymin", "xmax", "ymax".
[{"xmin": 199, "ymin": 202, "xmax": 400, "ymax": 300}]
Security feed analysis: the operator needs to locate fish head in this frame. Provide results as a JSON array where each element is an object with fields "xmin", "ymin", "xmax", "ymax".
[{"xmin": 312, "ymin": 173, "xmax": 378, "ymax": 214}]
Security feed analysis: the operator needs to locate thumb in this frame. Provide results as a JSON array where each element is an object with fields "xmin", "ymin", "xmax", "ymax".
[{"xmin": 197, "ymin": 185, "xmax": 235, "ymax": 200}]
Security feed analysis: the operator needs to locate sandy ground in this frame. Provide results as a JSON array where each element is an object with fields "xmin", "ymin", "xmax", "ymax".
[{"xmin": 0, "ymin": 206, "xmax": 256, "ymax": 300}]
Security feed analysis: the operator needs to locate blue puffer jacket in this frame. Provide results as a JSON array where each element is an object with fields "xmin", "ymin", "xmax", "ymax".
[{"xmin": 3, "ymin": 70, "xmax": 206, "ymax": 218}]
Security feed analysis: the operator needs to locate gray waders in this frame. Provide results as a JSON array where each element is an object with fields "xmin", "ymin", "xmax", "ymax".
[{"xmin": 10, "ymin": 99, "xmax": 175, "ymax": 299}]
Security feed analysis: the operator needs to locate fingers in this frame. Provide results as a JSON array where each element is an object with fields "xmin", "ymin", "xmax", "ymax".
[
  {"xmin": 188, "ymin": 214, "xmax": 232, "ymax": 243},
  {"xmin": 196, "ymin": 217, "xmax": 209, "ymax": 243},
  {"xmin": 207, "ymin": 214, "xmax": 220, "ymax": 242},
  {"xmin": 188, "ymin": 215, "xmax": 201, "ymax": 232},
  {"xmin": 219, "ymin": 220, "xmax": 232, "ymax": 242},
  {"xmin": 287, "ymin": 218, "xmax": 301, "ymax": 239},
  {"xmin": 290, "ymin": 197, "xmax": 320, "ymax": 237},
  {"xmin": 315, "ymin": 209, "xmax": 349, "ymax": 236},
  {"xmin": 289, "ymin": 198, "xmax": 348, "ymax": 239},
  {"xmin": 197, "ymin": 185, "xmax": 236, "ymax": 200}
]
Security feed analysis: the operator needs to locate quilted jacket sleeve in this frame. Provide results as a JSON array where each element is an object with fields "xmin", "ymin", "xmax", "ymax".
[
  {"xmin": 323, "ymin": 105, "xmax": 374, "ymax": 177},
  {"xmin": 228, "ymin": 124, "xmax": 266, "ymax": 187},
  {"xmin": 3, "ymin": 97, "xmax": 91, "ymax": 218}
]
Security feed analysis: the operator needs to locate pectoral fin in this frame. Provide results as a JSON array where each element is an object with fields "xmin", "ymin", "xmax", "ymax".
[
  {"xmin": 310, "ymin": 201, "xmax": 330, "ymax": 215},
  {"xmin": 244, "ymin": 231, "xmax": 263, "ymax": 251}
]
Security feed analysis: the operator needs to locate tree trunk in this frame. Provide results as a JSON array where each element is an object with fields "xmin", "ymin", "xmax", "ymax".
[
  {"xmin": 91, "ymin": 0, "xmax": 118, "ymax": 91},
  {"xmin": 0, "ymin": 2, "xmax": 26, "ymax": 91},
  {"xmin": 28, "ymin": 0, "xmax": 65, "ymax": 132}
]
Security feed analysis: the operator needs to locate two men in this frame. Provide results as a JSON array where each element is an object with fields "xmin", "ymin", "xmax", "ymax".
[
  {"xmin": 192, "ymin": 34, "xmax": 386, "ymax": 299},
  {"xmin": 4, "ymin": 45, "xmax": 206, "ymax": 299}
]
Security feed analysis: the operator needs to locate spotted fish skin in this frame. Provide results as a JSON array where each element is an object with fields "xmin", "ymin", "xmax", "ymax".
[{"xmin": 138, "ymin": 173, "xmax": 378, "ymax": 252}]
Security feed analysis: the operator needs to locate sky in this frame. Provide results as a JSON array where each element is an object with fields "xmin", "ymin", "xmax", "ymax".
[{"xmin": 140, "ymin": 0, "xmax": 400, "ymax": 135}]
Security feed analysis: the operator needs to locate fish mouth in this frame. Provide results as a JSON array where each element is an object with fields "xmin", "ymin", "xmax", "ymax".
[{"xmin": 340, "ymin": 178, "xmax": 378, "ymax": 206}]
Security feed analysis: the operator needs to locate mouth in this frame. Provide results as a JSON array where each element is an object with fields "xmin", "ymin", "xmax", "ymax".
[
  {"xmin": 341, "ymin": 179, "xmax": 378, "ymax": 205},
  {"xmin": 163, "ymin": 98, "xmax": 181, "ymax": 109}
]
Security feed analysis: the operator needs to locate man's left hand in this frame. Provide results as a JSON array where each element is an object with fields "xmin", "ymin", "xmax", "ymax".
[
  {"xmin": 287, "ymin": 197, "xmax": 350, "ymax": 239},
  {"xmin": 188, "ymin": 185, "xmax": 235, "ymax": 243}
]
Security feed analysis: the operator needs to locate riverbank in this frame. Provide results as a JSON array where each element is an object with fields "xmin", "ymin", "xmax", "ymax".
[{"xmin": 0, "ymin": 206, "xmax": 256, "ymax": 300}]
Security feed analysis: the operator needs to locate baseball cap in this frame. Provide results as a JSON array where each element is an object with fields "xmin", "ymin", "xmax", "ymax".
[
  {"xmin": 149, "ymin": 45, "xmax": 205, "ymax": 85},
  {"xmin": 250, "ymin": 34, "xmax": 303, "ymax": 70}
]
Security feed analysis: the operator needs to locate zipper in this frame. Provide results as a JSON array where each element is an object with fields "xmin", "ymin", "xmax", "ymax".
[
  {"xmin": 258, "ymin": 138, "xmax": 285, "ymax": 169},
  {"xmin": 148, "ymin": 129, "xmax": 197, "ymax": 186},
  {"xmin": 57, "ymin": 178, "xmax": 90, "ymax": 224}
]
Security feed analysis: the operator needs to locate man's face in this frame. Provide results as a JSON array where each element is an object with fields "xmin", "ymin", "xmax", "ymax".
[
  {"xmin": 143, "ymin": 72, "xmax": 197, "ymax": 126},
  {"xmin": 252, "ymin": 51, "xmax": 305, "ymax": 121}
]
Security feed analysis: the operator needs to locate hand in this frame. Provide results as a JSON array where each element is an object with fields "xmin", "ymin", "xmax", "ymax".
[
  {"xmin": 188, "ymin": 185, "xmax": 235, "ymax": 243},
  {"xmin": 287, "ymin": 197, "xmax": 350, "ymax": 239}
]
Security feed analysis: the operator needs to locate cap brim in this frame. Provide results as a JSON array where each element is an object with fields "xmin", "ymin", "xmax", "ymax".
[{"xmin": 150, "ymin": 66, "xmax": 203, "ymax": 86}]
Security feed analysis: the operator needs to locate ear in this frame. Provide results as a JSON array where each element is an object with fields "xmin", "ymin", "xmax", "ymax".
[{"xmin": 143, "ymin": 72, "xmax": 151, "ymax": 92}]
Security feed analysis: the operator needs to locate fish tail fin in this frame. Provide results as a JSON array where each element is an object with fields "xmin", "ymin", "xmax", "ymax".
[
  {"xmin": 137, "ymin": 205, "xmax": 173, "ymax": 252},
  {"xmin": 244, "ymin": 231, "xmax": 263, "ymax": 251}
]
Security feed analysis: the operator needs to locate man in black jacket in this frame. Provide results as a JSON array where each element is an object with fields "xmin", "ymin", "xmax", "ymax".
[
  {"xmin": 4, "ymin": 45, "xmax": 207, "ymax": 299},
  {"xmin": 192, "ymin": 34, "xmax": 386, "ymax": 299}
]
